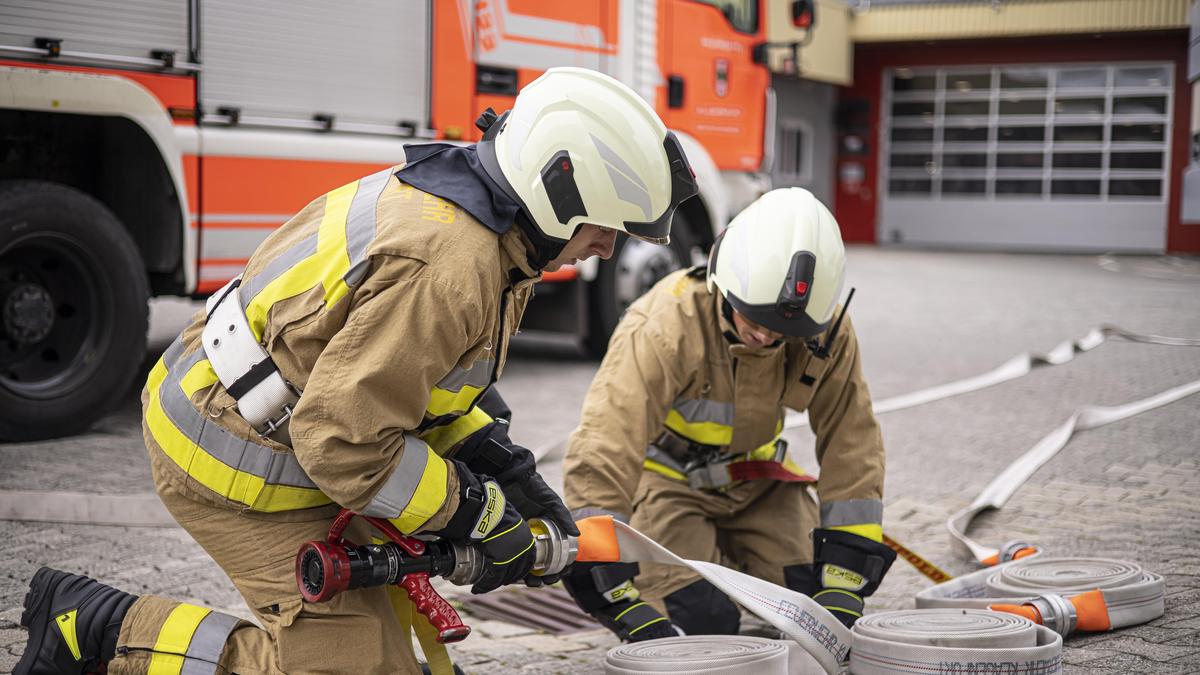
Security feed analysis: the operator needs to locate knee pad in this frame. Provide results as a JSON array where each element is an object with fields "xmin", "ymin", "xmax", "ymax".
[{"xmin": 663, "ymin": 579, "xmax": 740, "ymax": 635}]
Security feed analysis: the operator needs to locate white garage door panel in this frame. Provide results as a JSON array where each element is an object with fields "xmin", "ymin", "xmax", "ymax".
[
  {"xmin": 883, "ymin": 200, "xmax": 1167, "ymax": 252},
  {"xmin": 879, "ymin": 62, "xmax": 1173, "ymax": 252},
  {"xmin": 200, "ymin": 0, "xmax": 429, "ymax": 128}
]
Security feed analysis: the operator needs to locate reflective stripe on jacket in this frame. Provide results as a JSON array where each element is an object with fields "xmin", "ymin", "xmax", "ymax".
[
  {"xmin": 143, "ymin": 166, "xmax": 537, "ymax": 533},
  {"xmin": 563, "ymin": 269, "xmax": 885, "ymax": 541}
]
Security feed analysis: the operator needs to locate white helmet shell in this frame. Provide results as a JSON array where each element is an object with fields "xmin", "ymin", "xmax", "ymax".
[
  {"xmin": 707, "ymin": 188, "xmax": 846, "ymax": 338},
  {"xmin": 481, "ymin": 67, "xmax": 697, "ymax": 244}
]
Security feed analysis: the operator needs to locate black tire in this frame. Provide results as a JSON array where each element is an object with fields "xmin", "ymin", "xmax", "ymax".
[
  {"xmin": 0, "ymin": 180, "xmax": 149, "ymax": 441},
  {"xmin": 585, "ymin": 214, "xmax": 699, "ymax": 357}
]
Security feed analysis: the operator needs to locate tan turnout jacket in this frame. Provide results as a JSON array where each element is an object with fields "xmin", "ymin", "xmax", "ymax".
[
  {"xmin": 144, "ymin": 165, "xmax": 537, "ymax": 534},
  {"xmin": 564, "ymin": 268, "xmax": 886, "ymax": 541}
]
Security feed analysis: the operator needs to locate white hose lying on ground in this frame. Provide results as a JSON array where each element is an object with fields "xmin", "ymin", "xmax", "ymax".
[
  {"xmin": 597, "ymin": 519, "xmax": 1065, "ymax": 675},
  {"xmin": 784, "ymin": 324, "xmax": 1200, "ymax": 430}
]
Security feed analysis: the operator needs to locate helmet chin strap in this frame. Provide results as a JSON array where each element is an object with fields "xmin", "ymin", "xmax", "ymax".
[
  {"xmin": 475, "ymin": 108, "xmax": 569, "ymax": 272},
  {"xmin": 808, "ymin": 287, "xmax": 855, "ymax": 359},
  {"xmin": 514, "ymin": 211, "xmax": 569, "ymax": 272}
]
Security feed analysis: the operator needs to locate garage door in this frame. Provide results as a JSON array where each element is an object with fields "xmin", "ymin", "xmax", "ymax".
[{"xmin": 879, "ymin": 63, "xmax": 1173, "ymax": 252}]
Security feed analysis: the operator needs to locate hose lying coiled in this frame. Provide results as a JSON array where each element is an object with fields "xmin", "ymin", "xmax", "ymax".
[
  {"xmin": 917, "ymin": 557, "xmax": 1165, "ymax": 635},
  {"xmin": 850, "ymin": 609, "xmax": 1062, "ymax": 675},
  {"xmin": 605, "ymin": 636, "xmax": 797, "ymax": 675}
]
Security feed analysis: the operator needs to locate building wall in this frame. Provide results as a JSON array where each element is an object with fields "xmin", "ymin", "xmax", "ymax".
[
  {"xmin": 770, "ymin": 75, "xmax": 837, "ymax": 206},
  {"xmin": 850, "ymin": 0, "xmax": 1187, "ymax": 43},
  {"xmin": 832, "ymin": 31, "xmax": 1198, "ymax": 252},
  {"xmin": 766, "ymin": 0, "xmax": 853, "ymax": 86}
]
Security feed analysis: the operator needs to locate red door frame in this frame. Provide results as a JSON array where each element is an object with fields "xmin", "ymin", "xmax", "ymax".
[{"xmin": 833, "ymin": 31, "xmax": 1197, "ymax": 253}]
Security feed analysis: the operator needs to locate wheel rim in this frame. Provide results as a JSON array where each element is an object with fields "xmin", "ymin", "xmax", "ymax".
[
  {"xmin": 613, "ymin": 238, "xmax": 683, "ymax": 315},
  {"xmin": 0, "ymin": 231, "xmax": 111, "ymax": 400}
]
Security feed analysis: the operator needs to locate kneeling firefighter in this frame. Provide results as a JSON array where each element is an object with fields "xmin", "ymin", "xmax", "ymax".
[
  {"xmin": 14, "ymin": 67, "xmax": 697, "ymax": 675},
  {"xmin": 561, "ymin": 188, "xmax": 896, "ymax": 640}
]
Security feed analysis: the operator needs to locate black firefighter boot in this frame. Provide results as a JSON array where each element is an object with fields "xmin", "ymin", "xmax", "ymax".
[{"xmin": 15, "ymin": 567, "xmax": 137, "ymax": 675}]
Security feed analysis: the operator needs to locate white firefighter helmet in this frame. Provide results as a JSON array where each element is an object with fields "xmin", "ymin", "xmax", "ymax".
[
  {"xmin": 476, "ymin": 67, "xmax": 697, "ymax": 246},
  {"xmin": 707, "ymin": 187, "xmax": 847, "ymax": 338}
]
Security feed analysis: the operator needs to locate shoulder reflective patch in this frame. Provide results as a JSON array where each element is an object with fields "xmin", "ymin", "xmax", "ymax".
[
  {"xmin": 55, "ymin": 609, "xmax": 81, "ymax": 661},
  {"xmin": 471, "ymin": 481, "xmax": 506, "ymax": 540}
]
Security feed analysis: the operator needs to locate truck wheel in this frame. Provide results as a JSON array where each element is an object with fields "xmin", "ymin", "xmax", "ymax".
[
  {"xmin": 0, "ymin": 181, "xmax": 149, "ymax": 441},
  {"xmin": 586, "ymin": 215, "xmax": 699, "ymax": 357}
]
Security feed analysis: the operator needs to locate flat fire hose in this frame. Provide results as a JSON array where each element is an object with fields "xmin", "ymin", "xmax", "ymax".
[
  {"xmin": 578, "ymin": 517, "xmax": 1064, "ymax": 675},
  {"xmin": 784, "ymin": 324, "xmax": 1200, "ymax": 430},
  {"xmin": 905, "ymin": 378, "xmax": 1193, "ymax": 637}
]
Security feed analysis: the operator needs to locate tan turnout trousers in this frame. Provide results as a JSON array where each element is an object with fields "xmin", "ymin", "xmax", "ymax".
[
  {"xmin": 629, "ymin": 472, "xmax": 821, "ymax": 613},
  {"xmin": 109, "ymin": 452, "xmax": 419, "ymax": 674}
]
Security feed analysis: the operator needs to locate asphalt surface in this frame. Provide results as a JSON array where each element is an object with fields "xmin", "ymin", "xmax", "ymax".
[{"xmin": 1, "ymin": 249, "xmax": 1198, "ymax": 673}]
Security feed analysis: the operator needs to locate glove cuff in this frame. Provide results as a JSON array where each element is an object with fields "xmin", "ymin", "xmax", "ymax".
[
  {"xmin": 595, "ymin": 600, "xmax": 671, "ymax": 641},
  {"xmin": 435, "ymin": 462, "xmax": 504, "ymax": 541},
  {"xmin": 812, "ymin": 528, "xmax": 897, "ymax": 597},
  {"xmin": 813, "ymin": 588, "xmax": 863, "ymax": 628},
  {"xmin": 563, "ymin": 562, "xmax": 641, "ymax": 612}
]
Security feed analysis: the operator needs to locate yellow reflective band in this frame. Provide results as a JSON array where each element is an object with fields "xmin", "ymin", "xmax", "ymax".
[
  {"xmin": 830, "ymin": 523, "xmax": 884, "ymax": 543},
  {"xmin": 147, "ymin": 604, "xmax": 210, "ymax": 675},
  {"xmin": 388, "ymin": 451, "xmax": 449, "ymax": 533},
  {"xmin": 179, "ymin": 359, "xmax": 219, "ymax": 399},
  {"xmin": 664, "ymin": 409, "xmax": 733, "ymax": 446},
  {"xmin": 146, "ymin": 358, "xmax": 331, "ymax": 513},
  {"xmin": 643, "ymin": 459, "xmax": 687, "ymax": 482},
  {"xmin": 420, "ymin": 406, "xmax": 493, "ymax": 455},
  {"xmin": 426, "ymin": 384, "xmax": 485, "ymax": 418},
  {"xmin": 245, "ymin": 181, "xmax": 358, "ymax": 341},
  {"xmin": 54, "ymin": 610, "xmax": 81, "ymax": 661}
]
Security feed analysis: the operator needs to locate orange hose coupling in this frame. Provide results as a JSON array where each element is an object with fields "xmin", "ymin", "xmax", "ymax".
[{"xmin": 990, "ymin": 588, "xmax": 1112, "ymax": 636}]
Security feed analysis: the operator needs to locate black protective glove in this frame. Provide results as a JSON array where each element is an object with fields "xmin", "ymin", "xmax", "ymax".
[
  {"xmin": 810, "ymin": 528, "xmax": 897, "ymax": 628},
  {"xmin": 455, "ymin": 420, "xmax": 579, "ymax": 540},
  {"xmin": 433, "ymin": 461, "xmax": 537, "ymax": 594},
  {"xmin": 562, "ymin": 561, "xmax": 677, "ymax": 641}
]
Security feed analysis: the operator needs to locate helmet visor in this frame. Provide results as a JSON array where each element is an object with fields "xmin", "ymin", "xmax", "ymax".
[
  {"xmin": 724, "ymin": 292, "xmax": 829, "ymax": 339},
  {"xmin": 623, "ymin": 132, "xmax": 699, "ymax": 244}
]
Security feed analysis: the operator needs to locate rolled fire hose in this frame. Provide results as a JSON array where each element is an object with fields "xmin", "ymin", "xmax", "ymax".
[
  {"xmin": 849, "ymin": 609, "xmax": 1061, "ymax": 675},
  {"xmin": 581, "ymin": 518, "xmax": 1065, "ymax": 675},
  {"xmin": 605, "ymin": 636, "xmax": 802, "ymax": 675}
]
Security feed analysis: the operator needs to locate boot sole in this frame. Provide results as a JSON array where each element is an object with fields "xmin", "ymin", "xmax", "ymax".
[{"xmin": 14, "ymin": 567, "xmax": 59, "ymax": 675}]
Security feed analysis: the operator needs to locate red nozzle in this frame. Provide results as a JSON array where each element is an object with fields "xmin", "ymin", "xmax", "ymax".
[{"xmin": 296, "ymin": 540, "xmax": 352, "ymax": 602}]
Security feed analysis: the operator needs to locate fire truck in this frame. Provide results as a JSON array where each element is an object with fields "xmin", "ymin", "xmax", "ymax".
[{"xmin": 0, "ymin": 0, "xmax": 779, "ymax": 440}]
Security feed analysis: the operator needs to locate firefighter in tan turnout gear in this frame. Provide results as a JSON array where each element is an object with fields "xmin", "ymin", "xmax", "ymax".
[
  {"xmin": 561, "ymin": 188, "xmax": 896, "ymax": 640},
  {"xmin": 14, "ymin": 68, "xmax": 698, "ymax": 675}
]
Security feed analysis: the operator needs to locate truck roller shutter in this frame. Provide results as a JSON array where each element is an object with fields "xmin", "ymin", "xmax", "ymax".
[
  {"xmin": 0, "ymin": 0, "xmax": 189, "ymax": 63},
  {"xmin": 199, "ymin": 0, "xmax": 430, "ymax": 130}
]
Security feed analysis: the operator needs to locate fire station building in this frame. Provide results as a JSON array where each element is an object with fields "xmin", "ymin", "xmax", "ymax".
[{"xmin": 768, "ymin": 0, "xmax": 1199, "ymax": 254}]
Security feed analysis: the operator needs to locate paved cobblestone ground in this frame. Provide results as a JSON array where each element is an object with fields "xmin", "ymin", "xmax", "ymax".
[{"xmin": 1, "ymin": 250, "xmax": 1198, "ymax": 673}]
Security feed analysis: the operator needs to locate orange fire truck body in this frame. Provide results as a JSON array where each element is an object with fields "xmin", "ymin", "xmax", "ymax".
[{"xmin": 0, "ymin": 0, "xmax": 773, "ymax": 438}]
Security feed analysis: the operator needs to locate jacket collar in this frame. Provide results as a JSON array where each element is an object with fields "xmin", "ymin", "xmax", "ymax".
[
  {"xmin": 500, "ymin": 228, "xmax": 540, "ymax": 285},
  {"xmin": 397, "ymin": 143, "xmax": 541, "ymax": 283},
  {"xmin": 395, "ymin": 143, "xmax": 521, "ymax": 237}
]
